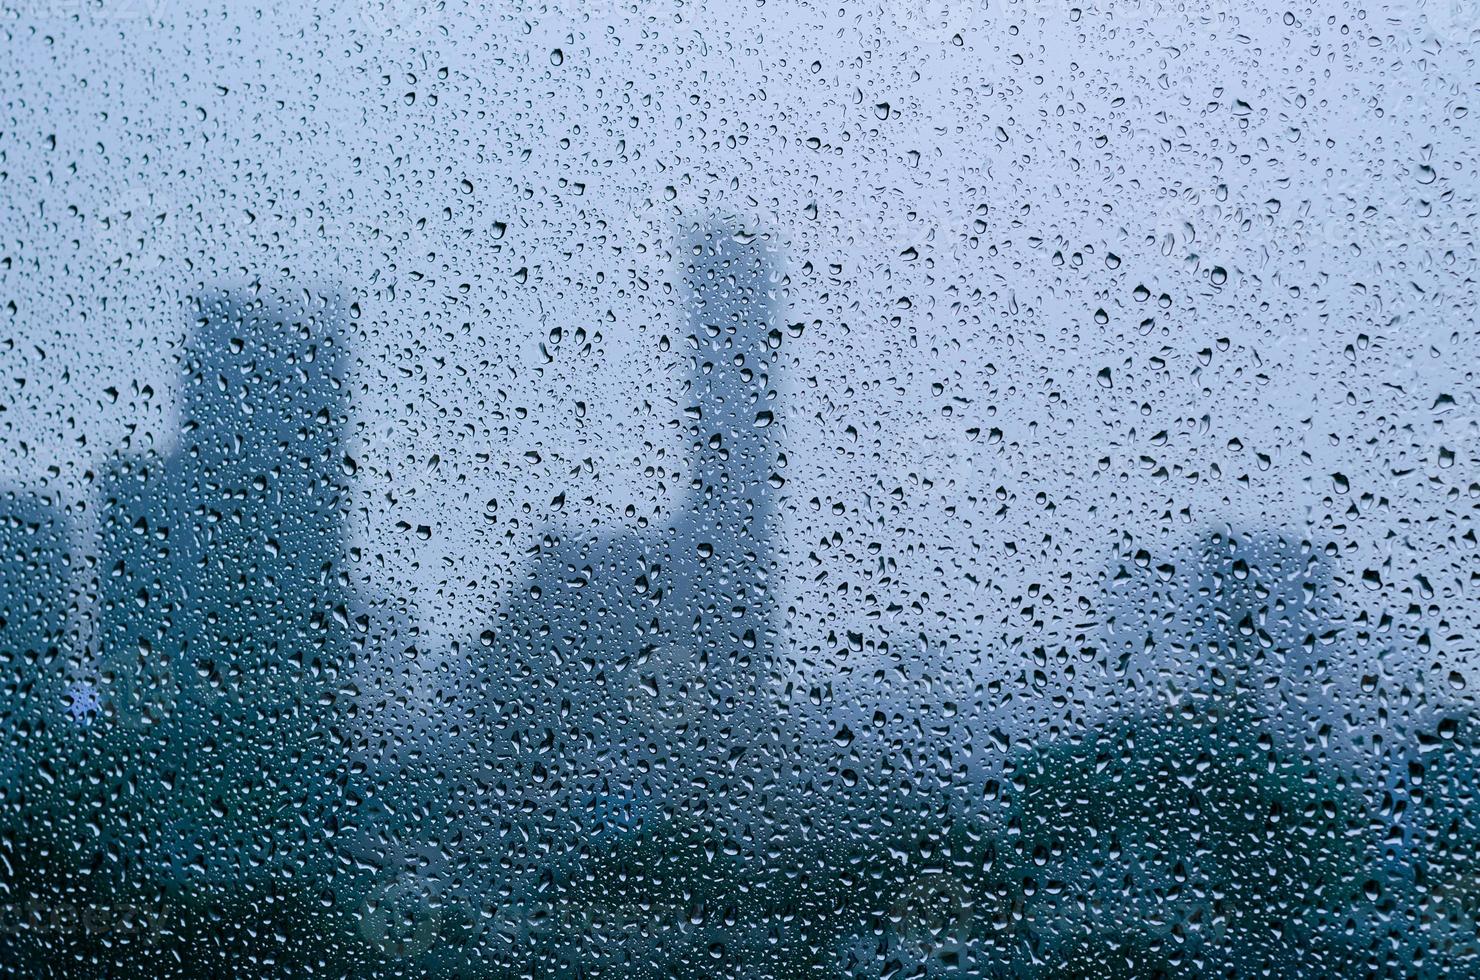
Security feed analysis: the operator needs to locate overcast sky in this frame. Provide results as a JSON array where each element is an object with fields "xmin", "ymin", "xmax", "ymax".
[{"xmin": 2, "ymin": 0, "xmax": 1475, "ymax": 705}]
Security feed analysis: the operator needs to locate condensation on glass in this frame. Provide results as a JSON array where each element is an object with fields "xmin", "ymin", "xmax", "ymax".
[{"xmin": 0, "ymin": 1, "xmax": 1476, "ymax": 976}]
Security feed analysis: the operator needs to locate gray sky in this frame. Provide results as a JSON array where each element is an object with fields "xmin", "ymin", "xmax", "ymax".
[{"xmin": 2, "ymin": 0, "xmax": 1476, "ymax": 704}]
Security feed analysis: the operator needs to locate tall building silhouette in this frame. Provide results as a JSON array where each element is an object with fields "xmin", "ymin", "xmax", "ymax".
[
  {"xmin": 0, "ymin": 490, "xmax": 75, "ymax": 803},
  {"xmin": 86, "ymin": 287, "xmax": 355, "ymax": 881},
  {"xmin": 439, "ymin": 223, "xmax": 789, "ymax": 861},
  {"xmin": 0, "ymin": 288, "xmax": 374, "ymax": 975}
]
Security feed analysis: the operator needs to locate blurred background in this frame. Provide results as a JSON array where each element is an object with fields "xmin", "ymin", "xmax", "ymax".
[{"xmin": 0, "ymin": 0, "xmax": 1477, "ymax": 976}]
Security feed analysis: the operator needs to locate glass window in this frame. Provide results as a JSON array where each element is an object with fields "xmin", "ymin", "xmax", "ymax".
[{"xmin": 2, "ymin": 2, "xmax": 1477, "ymax": 975}]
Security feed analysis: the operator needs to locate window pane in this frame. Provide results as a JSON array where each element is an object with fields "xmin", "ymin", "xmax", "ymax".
[{"xmin": 1, "ymin": 2, "xmax": 1476, "ymax": 976}]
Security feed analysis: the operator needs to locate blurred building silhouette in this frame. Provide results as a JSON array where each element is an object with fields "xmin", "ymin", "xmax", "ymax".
[
  {"xmin": 0, "ymin": 287, "xmax": 379, "ymax": 976},
  {"xmin": 0, "ymin": 490, "xmax": 74, "ymax": 802},
  {"xmin": 94, "ymin": 288, "xmax": 353, "ymax": 723},
  {"xmin": 457, "ymin": 223, "xmax": 789, "ymax": 841},
  {"xmin": 27, "ymin": 289, "xmax": 359, "ymax": 887}
]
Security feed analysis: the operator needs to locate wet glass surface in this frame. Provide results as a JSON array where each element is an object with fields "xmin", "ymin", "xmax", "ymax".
[{"xmin": 1, "ymin": 1, "xmax": 1478, "ymax": 976}]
